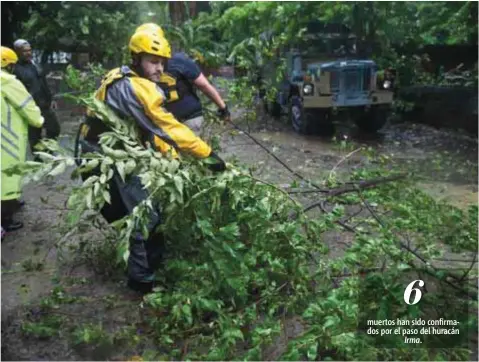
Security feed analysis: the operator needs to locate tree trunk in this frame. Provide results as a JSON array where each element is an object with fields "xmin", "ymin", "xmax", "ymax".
[
  {"xmin": 467, "ymin": 1, "xmax": 478, "ymax": 45},
  {"xmin": 364, "ymin": 2, "xmax": 377, "ymax": 57},
  {"xmin": 168, "ymin": 1, "xmax": 198, "ymax": 25},
  {"xmin": 352, "ymin": 3, "xmax": 366, "ymax": 58},
  {"xmin": 168, "ymin": 2, "xmax": 182, "ymax": 25},
  {"xmin": 188, "ymin": 2, "xmax": 197, "ymax": 18}
]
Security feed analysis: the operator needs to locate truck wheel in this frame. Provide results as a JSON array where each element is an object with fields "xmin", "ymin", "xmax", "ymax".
[
  {"xmin": 290, "ymin": 97, "xmax": 334, "ymax": 135},
  {"xmin": 354, "ymin": 107, "xmax": 388, "ymax": 133},
  {"xmin": 290, "ymin": 96, "xmax": 312, "ymax": 134}
]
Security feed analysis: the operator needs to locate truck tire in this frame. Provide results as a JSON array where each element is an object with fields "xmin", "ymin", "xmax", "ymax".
[
  {"xmin": 290, "ymin": 96, "xmax": 334, "ymax": 135},
  {"xmin": 354, "ymin": 106, "xmax": 388, "ymax": 133},
  {"xmin": 290, "ymin": 96, "xmax": 313, "ymax": 134}
]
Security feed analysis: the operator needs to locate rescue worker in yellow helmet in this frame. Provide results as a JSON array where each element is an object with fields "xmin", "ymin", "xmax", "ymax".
[
  {"xmin": 1, "ymin": 46, "xmax": 44, "ymax": 237},
  {"xmin": 134, "ymin": 23, "xmax": 231, "ymax": 137},
  {"xmin": 77, "ymin": 30, "xmax": 226, "ymax": 294},
  {"xmin": 136, "ymin": 23, "xmax": 165, "ymax": 38}
]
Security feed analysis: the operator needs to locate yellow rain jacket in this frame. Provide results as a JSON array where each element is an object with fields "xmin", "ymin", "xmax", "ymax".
[
  {"xmin": 1, "ymin": 70, "xmax": 44, "ymax": 200},
  {"xmin": 90, "ymin": 66, "xmax": 211, "ymax": 159}
]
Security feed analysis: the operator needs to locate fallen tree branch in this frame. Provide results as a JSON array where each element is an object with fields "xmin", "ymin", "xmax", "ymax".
[
  {"xmin": 459, "ymin": 253, "xmax": 478, "ymax": 283},
  {"xmin": 226, "ymin": 117, "xmax": 327, "ymax": 191},
  {"xmin": 355, "ymin": 188, "xmax": 478, "ymax": 299},
  {"xmin": 250, "ymin": 175, "xmax": 302, "ymax": 207},
  {"xmin": 288, "ymin": 174, "xmax": 406, "ymax": 195},
  {"xmin": 432, "ymin": 257, "xmax": 478, "ymax": 263},
  {"xmin": 288, "ymin": 189, "xmax": 329, "ymax": 194},
  {"xmin": 328, "ymin": 174, "xmax": 407, "ymax": 197},
  {"xmin": 298, "ymin": 174, "xmax": 407, "ymax": 214},
  {"xmin": 316, "ymin": 201, "xmax": 358, "ymax": 233},
  {"xmin": 328, "ymin": 147, "xmax": 363, "ymax": 179},
  {"xmin": 340, "ymin": 207, "xmax": 365, "ymax": 224}
]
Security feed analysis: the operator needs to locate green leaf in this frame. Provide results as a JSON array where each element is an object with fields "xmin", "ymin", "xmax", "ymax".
[
  {"xmin": 82, "ymin": 175, "xmax": 98, "ymax": 188},
  {"xmin": 181, "ymin": 304, "xmax": 193, "ymax": 325},
  {"xmin": 86, "ymin": 188, "xmax": 93, "ymax": 209},
  {"xmin": 306, "ymin": 343, "xmax": 318, "ymax": 361},
  {"xmin": 224, "ymin": 328, "xmax": 244, "ymax": 341},
  {"xmin": 219, "ymin": 223, "xmax": 240, "ymax": 238},
  {"xmin": 93, "ymin": 182, "xmax": 100, "ymax": 197},
  {"xmin": 203, "ymin": 157, "xmax": 220, "ymax": 165},
  {"xmin": 103, "ymin": 190, "xmax": 111, "ymax": 204},
  {"xmin": 124, "ymin": 159, "xmax": 136, "ymax": 174},
  {"xmin": 48, "ymin": 162, "xmax": 66, "ymax": 177},
  {"xmin": 174, "ymin": 175, "xmax": 184, "ymax": 197},
  {"xmin": 80, "ymin": 23, "xmax": 89, "ymax": 35},
  {"xmin": 116, "ymin": 161, "xmax": 125, "ymax": 182},
  {"xmin": 81, "ymin": 158, "xmax": 100, "ymax": 172}
]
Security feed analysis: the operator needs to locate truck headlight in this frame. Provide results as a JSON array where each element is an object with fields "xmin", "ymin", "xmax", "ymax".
[
  {"xmin": 383, "ymin": 80, "xmax": 392, "ymax": 89},
  {"xmin": 303, "ymin": 84, "xmax": 314, "ymax": 95}
]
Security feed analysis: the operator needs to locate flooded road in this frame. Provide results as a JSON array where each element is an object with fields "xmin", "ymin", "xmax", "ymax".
[{"xmin": 218, "ymin": 112, "xmax": 478, "ymax": 209}]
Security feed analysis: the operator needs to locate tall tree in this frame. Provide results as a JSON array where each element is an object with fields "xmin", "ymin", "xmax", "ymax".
[
  {"xmin": 19, "ymin": 2, "xmax": 170, "ymax": 65},
  {"xmin": 168, "ymin": 1, "xmax": 199, "ymax": 25}
]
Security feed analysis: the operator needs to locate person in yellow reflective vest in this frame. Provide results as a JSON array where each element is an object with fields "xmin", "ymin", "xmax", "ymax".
[
  {"xmin": 1, "ymin": 46, "xmax": 44, "ymax": 237},
  {"xmin": 77, "ymin": 30, "xmax": 226, "ymax": 294}
]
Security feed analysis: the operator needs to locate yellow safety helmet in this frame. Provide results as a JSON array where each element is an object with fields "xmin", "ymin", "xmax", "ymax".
[
  {"xmin": 135, "ymin": 23, "xmax": 165, "ymax": 38},
  {"xmin": 129, "ymin": 30, "xmax": 171, "ymax": 59},
  {"xmin": 1, "ymin": 46, "xmax": 18, "ymax": 68}
]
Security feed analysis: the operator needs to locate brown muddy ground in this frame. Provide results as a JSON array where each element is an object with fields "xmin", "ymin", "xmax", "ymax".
[{"xmin": 1, "ymin": 105, "xmax": 477, "ymax": 361}]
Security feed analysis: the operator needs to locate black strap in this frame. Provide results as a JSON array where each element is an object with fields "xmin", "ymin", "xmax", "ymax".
[{"xmin": 73, "ymin": 119, "xmax": 85, "ymax": 166}]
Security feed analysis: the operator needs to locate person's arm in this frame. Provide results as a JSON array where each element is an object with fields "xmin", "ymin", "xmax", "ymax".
[
  {"xmin": 193, "ymin": 73, "xmax": 226, "ymax": 110},
  {"xmin": 133, "ymin": 79, "xmax": 225, "ymax": 171},
  {"xmin": 4, "ymin": 77, "xmax": 44, "ymax": 128},
  {"xmin": 176, "ymin": 54, "xmax": 230, "ymax": 118},
  {"xmin": 107, "ymin": 77, "xmax": 212, "ymax": 159}
]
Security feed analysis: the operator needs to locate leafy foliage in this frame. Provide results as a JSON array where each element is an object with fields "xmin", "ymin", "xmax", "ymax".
[
  {"xmin": 165, "ymin": 19, "xmax": 226, "ymax": 68},
  {"xmin": 21, "ymin": 2, "xmax": 170, "ymax": 64},
  {"xmin": 10, "ymin": 2, "xmax": 478, "ymax": 360},
  {"xmin": 7, "ymin": 85, "xmax": 477, "ymax": 359}
]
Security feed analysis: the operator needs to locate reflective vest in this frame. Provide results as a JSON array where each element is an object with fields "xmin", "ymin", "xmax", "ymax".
[{"xmin": 1, "ymin": 70, "xmax": 44, "ymax": 200}]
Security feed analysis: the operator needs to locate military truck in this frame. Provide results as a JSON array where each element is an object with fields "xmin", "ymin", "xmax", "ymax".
[{"xmin": 262, "ymin": 23, "xmax": 396, "ymax": 134}]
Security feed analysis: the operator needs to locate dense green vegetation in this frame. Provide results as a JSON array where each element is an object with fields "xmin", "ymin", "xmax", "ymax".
[
  {"xmin": 4, "ymin": 2, "xmax": 478, "ymax": 360},
  {"xmin": 7, "ymin": 2, "xmax": 477, "ymax": 81}
]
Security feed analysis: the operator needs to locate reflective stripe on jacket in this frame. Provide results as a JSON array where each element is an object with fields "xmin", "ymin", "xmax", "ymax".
[
  {"xmin": 93, "ymin": 66, "xmax": 211, "ymax": 159},
  {"xmin": 1, "ymin": 70, "xmax": 44, "ymax": 200}
]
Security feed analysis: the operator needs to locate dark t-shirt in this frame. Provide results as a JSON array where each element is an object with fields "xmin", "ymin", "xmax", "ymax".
[
  {"xmin": 158, "ymin": 52, "xmax": 202, "ymax": 121},
  {"xmin": 13, "ymin": 61, "xmax": 52, "ymax": 109}
]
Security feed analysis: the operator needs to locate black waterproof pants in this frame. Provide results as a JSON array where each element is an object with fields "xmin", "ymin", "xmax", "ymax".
[
  {"xmin": 1, "ymin": 199, "xmax": 21, "ymax": 224},
  {"xmin": 80, "ymin": 150, "xmax": 165, "ymax": 283}
]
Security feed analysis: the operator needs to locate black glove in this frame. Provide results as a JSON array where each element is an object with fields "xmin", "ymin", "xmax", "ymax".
[
  {"xmin": 216, "ymin": 105, "xmax": 231, "ymax": 122},
  {"xmin": 205, "ymin": 151, "xmax": 226, "ymax": 172}
]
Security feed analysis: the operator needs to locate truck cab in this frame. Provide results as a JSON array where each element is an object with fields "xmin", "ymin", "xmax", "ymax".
[{"xmin": 262, "ymin": 25, "xmax": 396, "ymax": 134}]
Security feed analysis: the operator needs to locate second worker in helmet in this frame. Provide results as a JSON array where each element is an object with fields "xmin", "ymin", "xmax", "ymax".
[{"xmin": 135, "ymin": 23, "xmax": 231, "ymax": 137}]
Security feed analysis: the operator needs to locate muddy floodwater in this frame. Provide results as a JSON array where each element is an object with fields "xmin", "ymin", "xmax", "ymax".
[
  {"xmin": 221, "ymin": 113, "xmax": 477, "ymax": 207},
  {"xmin": 2, "ymin": 111, "xmax": 477, "ymax": 360}
]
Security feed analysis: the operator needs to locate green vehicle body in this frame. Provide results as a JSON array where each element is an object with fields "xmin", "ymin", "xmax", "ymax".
[{"xmin": 261, "ymin": 24, "xmax": 396, "ymax": 134}]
